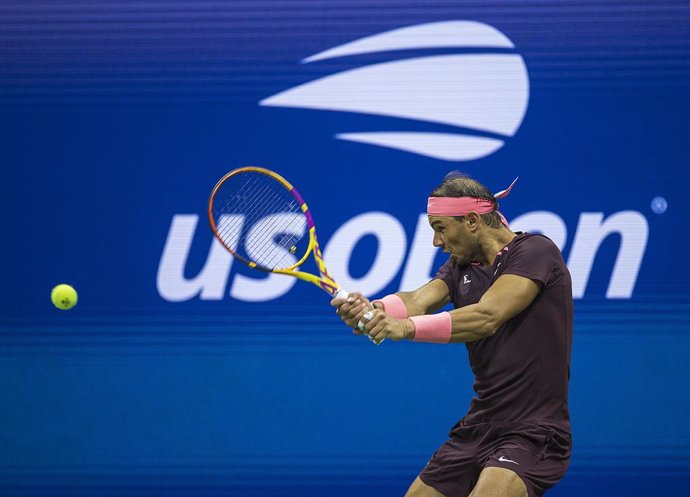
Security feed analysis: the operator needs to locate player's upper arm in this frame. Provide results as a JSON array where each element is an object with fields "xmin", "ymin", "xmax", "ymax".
[
  {"xmin": 399, "ymin": 279, "xmax": 450, "ymax": 316},
  {"xmin": 477, "ymin": 274, "xmax": 542, "ymax": 330}
]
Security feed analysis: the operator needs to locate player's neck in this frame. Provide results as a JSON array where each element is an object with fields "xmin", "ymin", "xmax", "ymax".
[{"xmin": 478, "ymin": 228, "xmax": 517, "ymax": 266}]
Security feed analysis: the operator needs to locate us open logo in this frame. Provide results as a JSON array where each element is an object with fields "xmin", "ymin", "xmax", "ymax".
[
  {"xmin": 157, "ymin": 22, "xmax": 649, "ymax": 302},
  {"xmin": 260, "ymin": 21, "xmax": 529, "ymax": 162}
]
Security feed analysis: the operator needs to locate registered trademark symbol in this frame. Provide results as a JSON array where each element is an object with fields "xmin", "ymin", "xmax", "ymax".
[{"xmin": 651, "ymin": 196, "xmax": 668, "ymax": 214}]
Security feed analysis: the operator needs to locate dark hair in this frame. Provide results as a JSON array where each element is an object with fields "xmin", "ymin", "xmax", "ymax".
[{"xmin": 430, "ymin": 171, "xmax": 503, "ymax": 228}]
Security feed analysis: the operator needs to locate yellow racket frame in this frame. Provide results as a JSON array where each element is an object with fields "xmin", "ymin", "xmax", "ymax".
[{"xmin": 208, "ymin": 166, "xmax": 345, "ymax": 297}]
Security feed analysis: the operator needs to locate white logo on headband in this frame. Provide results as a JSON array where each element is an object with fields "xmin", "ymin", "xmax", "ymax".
[{"xmin": 260, "ymin": 21, "xmax": 529, "ymax": 161}]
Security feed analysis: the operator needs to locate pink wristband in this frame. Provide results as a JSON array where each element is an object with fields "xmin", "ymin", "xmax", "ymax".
[
  {"xmin": 372, "ymin": 294, "xmax": 408, "ymax": 319},
  {"xmin": 410, "ymin": 312, "xmax": 452, "ymax": 343}
]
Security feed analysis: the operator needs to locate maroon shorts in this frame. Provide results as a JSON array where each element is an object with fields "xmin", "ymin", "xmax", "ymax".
[{"xmin": 419, "ymin": 422, "xmax": 571, "ymax": 497}]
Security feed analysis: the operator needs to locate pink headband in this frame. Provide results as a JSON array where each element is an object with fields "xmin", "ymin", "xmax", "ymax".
[{"xmin": 427, "ymin": 177, "xmax": 518, "ymax": 227}]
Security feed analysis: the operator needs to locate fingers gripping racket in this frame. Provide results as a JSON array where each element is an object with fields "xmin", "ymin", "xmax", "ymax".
[{"xmin": 208, "ymin": 166, "xmax": 350, "ymax": 300}]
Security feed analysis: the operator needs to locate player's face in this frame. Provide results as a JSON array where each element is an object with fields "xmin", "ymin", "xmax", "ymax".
[{"xmin": 429, "ymin": 216, "xmax": 479, "ymax": 265}]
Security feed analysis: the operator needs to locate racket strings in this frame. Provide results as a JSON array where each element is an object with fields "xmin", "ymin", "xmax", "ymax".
[
  {"xmin": 215, "ymin": 179, "xmax": 276, "ymax": 242},
  {"xmin": 215, "ymin": 176, "xmax": 282, "ymax": 242},
  {"xmin": 249, "ymin": 209, "xmax": 306, "ymax": 269},
  {"xmin": 215, "ymin": 174, "xmax": 279, "ymax": 242},
  {"xmin": 248, "ymin": 191, "xmax": 305, "ymax": 267},
  {"xmin": 212, "ymin": 172, "xmax": 309, "ymax": 270}
]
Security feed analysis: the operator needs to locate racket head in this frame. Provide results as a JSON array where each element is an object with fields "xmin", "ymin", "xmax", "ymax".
[{"xmin": 208, "ymin": 167, "xmax": 315, "ymax": 272}]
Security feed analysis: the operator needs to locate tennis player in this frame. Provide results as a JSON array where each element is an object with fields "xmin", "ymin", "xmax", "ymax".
[{"xmin": 332, "ymin": 172, "xmax": 572, "ymax": 497}]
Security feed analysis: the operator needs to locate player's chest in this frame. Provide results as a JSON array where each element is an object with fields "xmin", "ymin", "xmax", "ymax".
[{"xmin": 456, "ymin": 249, "xmax": 511, "ymax": 305}]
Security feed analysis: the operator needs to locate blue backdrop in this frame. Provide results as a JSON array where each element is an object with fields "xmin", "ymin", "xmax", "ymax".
[{"xmin": 1, "ymin": 1, "xmax": 689, "ymax": 496}]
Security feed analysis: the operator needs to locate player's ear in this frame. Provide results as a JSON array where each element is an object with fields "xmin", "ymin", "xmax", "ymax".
[{"xmin": 465, "ymin": 211, "xmax": 481, "ymax": 232}]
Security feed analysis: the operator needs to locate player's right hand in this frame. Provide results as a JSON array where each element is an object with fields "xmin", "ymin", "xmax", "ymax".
[{"xmin": 331, "ymin": 292, "xmax": 374, "ymax": 335}]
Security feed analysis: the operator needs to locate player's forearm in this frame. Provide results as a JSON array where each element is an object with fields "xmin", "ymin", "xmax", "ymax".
[
  {"xmin": 447, "ymin": 303, "xmax": 498, "ymax": 342},
  {"xmin": 395, "ymin": 290, "xmax": 449, "ymax": 316},
  {"xmin": 372, "ymin": 280, "xmax": 449, "ymax": 319},
  {"xmin": 403, "ymin": 302, "xmax": 498, "ymax": 343},
  {"xmin": 394, "ymin": 291, "xmax": 428, "ymax": 316},
  {"xmin": 372, "ymin": 291, "xmax": 425, "ymax": 316}
]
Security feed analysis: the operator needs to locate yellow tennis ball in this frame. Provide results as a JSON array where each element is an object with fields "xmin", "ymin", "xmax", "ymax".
[
  {"xmin": 51, "ymin": 284, "xmax": 78, "ymax": 310},
  {"xmin": 289, "ymin": 245, "xmax": 297, "ymax": 254}
]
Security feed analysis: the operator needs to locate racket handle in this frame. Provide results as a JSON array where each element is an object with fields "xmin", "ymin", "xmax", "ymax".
[{"xmin": 333, "ymin": 288, "xmax": 350, "ymax": 300}]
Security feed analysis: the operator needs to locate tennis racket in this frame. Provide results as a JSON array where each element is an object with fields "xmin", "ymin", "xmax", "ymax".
[{"xmin": 208, "ymin": 166, "xmax": 350, "ymax": 300}]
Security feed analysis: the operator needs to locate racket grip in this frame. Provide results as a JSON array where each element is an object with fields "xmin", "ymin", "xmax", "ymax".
[{"xmin": 333, "ymin": 288, "xmax": 350, "ymax": 300}]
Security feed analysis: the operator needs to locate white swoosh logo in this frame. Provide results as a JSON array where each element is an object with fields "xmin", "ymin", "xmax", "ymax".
[
  {"xmin": 303, "ymin": 20, "xmax": 515, "ymax": 63},
  {"xmin": 498, "ymin": 456, "xmax": 519, "ymax": 465},
  {"xmin": 337, "ymin": 132, "xmax": 504, "ymax": 162},
  {"xmin": 259, "ymin": 21, "xmax": 529, "ymax": 162}
]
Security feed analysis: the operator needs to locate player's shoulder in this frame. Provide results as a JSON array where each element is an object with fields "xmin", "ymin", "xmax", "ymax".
[{"xmin": 510, "ymin": 232, "xmax": 560, "ymax": 254}]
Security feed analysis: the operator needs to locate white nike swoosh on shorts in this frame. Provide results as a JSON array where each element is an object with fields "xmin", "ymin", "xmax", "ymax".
[{"xmin": 498, "ymin": 456, "xmax": 519, "ymax": 465}]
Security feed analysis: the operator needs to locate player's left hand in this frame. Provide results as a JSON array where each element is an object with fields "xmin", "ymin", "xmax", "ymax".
[{"xmin": 359, "ymin": 308, "xmax": 414, "ymax": 344}]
